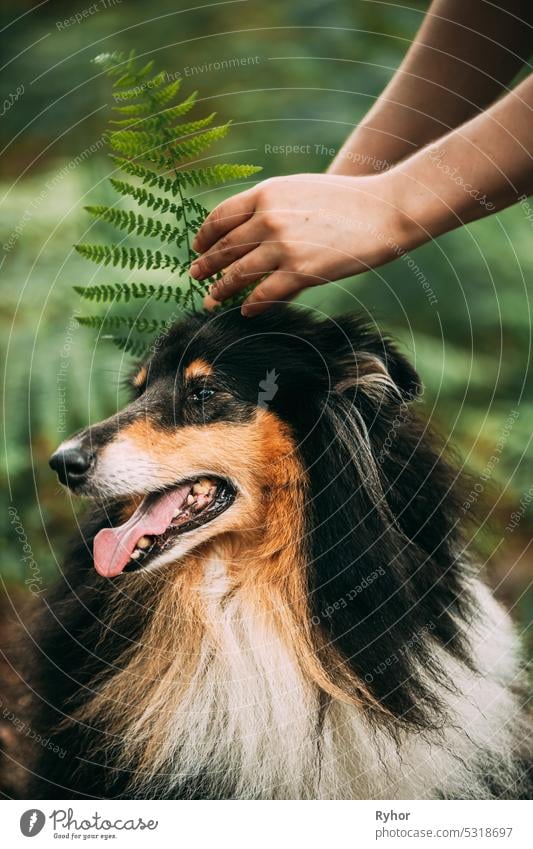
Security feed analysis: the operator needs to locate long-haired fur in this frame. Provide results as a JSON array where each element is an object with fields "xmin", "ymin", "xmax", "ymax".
[{"xmin": 17, "ymin": 307, "xmax": 532, "ymax": 799}]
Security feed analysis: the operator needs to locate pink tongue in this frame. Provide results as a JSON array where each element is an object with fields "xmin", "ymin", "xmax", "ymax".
[{"xmin": 93, "ymin": 484, "xmax": 191, "ymax": 577}]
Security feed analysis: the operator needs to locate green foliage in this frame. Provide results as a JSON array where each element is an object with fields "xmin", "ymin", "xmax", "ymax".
[
  {"xmin": 74, "ymin": 282, "xmax": 185, "ymax": 304},
  {"xmin": 77, "ymin": 315, "xmax": 164, "ymax": 333},
  {"xmin": 76, "ymin": 49, "xmax": 261, "ymax": 351}
]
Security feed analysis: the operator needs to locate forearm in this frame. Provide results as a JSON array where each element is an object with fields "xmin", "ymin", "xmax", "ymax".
[
  {"xmin": 191, "ymin": 76, "xmax": 532, "ymax": 316},
  {"xmin": 329, "ymin": 0, "xmax": 532, "ymax": 176},
  {"xmin": 390, "ymin": 74, "xmax": 533, "ymax": 246}
]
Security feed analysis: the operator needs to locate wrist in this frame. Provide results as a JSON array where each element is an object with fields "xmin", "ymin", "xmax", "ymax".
[
  {"xmin": 373, "ymin": 170, "xmax": 430, "ymax": 255},
  {"xmin": 387, "ymin": 144, "xmax": 479, "ymax": 249}
]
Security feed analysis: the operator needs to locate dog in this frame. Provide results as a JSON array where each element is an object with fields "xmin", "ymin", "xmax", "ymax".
[{"xmin": 24, "ymin": 306, "xmax": 531, "ymax": 799}]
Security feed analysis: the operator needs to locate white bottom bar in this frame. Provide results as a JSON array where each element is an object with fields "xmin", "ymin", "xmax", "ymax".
[{"xmin": 2, "ymin": 799, "xmax": 530, "ymax": 848}]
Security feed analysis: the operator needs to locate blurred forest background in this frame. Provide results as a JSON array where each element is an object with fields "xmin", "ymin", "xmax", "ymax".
[{"xmin": 0, "ymin": 0, "xmax": 531, "ymax": 657}]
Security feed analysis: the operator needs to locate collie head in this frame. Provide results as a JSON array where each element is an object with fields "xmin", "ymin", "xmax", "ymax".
[
  {"xmin": 49, "ymin": 305, "xmax": 471, "ymax": 709},
  {"xmin": 47, "ymin": 306, "xmax": 520, "ymax": 799}
]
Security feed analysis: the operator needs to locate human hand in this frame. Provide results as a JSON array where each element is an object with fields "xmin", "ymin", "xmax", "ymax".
[{"xmin": 190, "ymin": 173, "xmax": 416, "ymax": 316}]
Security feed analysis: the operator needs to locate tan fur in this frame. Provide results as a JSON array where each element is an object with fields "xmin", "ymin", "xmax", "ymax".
[
  {"xmin": 132, "ymin": 365, "xmax": 147, "ymax": 389},
  {"xmin": 75, "ymin": 408, "xmax": 385, "ymax": 795},
  {"xmin": 184, "ymin": 358, "xmax": 213, "ymax": 380}
]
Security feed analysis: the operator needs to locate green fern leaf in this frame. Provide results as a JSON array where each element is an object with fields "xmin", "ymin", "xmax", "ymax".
[
  {"xmin": 85, "ymin": 205, "xmax": 197, "ymax": 245},
  {"xmin": 112, "ymin": 335, "xmax": 151, "ymax": 356},
  {"xmin": 74, "ymin": 282, "xmax": 185, "ymax": 304},
  {"xmin": 151, "ymin": 78, "xmax": 183, "ymax": 106},
  {"xmin": 111, "ymin": 159, "xmax": 181, "ymax": 195},
  {"xmin": 75, "ymin": 49, "xmax": 262, "ymax": 352},
  {"xmin": 179, "ymin": 163, "xmax": 262, "ymax": 187},
  {"xmin": 111, "ymin": 101, "xmax": 153, "ymax": 118},
  {"xmin": 110, "ymin": 92, "xmax": 198, "ymax": 128},
  {"xmin": 107, "ymin": 115, "xmax": 216, "ymax": 159},
  {"xmin": 147, "ymin": 124, "xmax": 231, "ymax": 167},
  {"xmin": 78, "ymin": 315, "xmax": 164, "ymax": 334},
  {"xmin": 108, "ymin": 180, "xmax": 182, "ymax": 214},
  {"xmin": 75, "ymin": 243, "xmax": 188, "ymax": 273}
]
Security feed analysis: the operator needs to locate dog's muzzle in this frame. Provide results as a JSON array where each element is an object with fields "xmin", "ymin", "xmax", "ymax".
[{"xmin": 49, "ymin": 443, "xmax": 94, "ymax": 489}]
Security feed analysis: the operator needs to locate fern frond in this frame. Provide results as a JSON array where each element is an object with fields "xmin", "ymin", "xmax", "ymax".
[
  {"xmin": 179, "ymin": 163, "xmax": 263, "ymax": 187},
  {"xmin": 151, "ymin": 78, "xmax": 183, "ymax": 106},
  {"xmin": 111, "ymin": 101, "xmax": 153, "ymax": 118},
  {"xmin": 113, "ymin": 60, "xmax": 157, "ymax": 88},
  {"xmin": 75, "ymin": 49, "xmax": 262, "ymax": 353},
  {"xmin": 74, "ymin": 282, "xmax": 185, "ymax": 304},
  {"xmin": 84, "ymin": 205, "xmax": 198, "ymax": 245},
  {"xmin": 107, "ymin": 114, "xmax": 216, "ymax": 159},
  {"xmin": 109, "ymin": 123, "xmax": 231, "ymax": 168},
  {"xmin": 109, "ymin": 178, "xmax": 182, "ymax": 212},
  {"xmin": 93, "ymin": 51, "xmax": 127, "ymax": 74},
  {"xmin": 112, "ymin": 335, "xmax": 151, "ymax": 356},
  {"xmin": 78, "ymin": 315, "xmax": 164, "ymax": 333},
  {"xmin": 146, "ymin": 123, "xmax": 231, "ymax": 166},
  {"xmin": 75, "ymin": 243, "xmax": 188, "ymax": 273},
  {"xmin": 111, "ymin": 159, "xmax": 181, "ymax": 195},
  {"xmin": 113, "ymin": 158, "xmax": 261, "ymax": 194},
  {"xmin": 110, "ymin": 92, "xmax": 198, "ymax": 127}
]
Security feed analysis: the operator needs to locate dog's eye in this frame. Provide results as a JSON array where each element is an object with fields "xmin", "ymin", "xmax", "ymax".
[{"xmin": 189, "ymin": 388, "xmax": 215, "ymax": 403}]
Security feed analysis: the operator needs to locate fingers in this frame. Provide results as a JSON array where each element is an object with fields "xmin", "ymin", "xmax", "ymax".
[
  {"xmin": 189, "ymin": 221, "xmax": 259, "ymax": 282},
  {"xmin": 209, "ymin": 247, "xmax": 279, "ymax": 302},
  {"xmin": 240, "ymin": 271, "xmax": 304, "ymax": 317},
  {"xmin": 192, "ymin": 187, "xmax": 257, "ymax": 253},
  {"xmin": 202, "ymin": 292, "xmax": 220, "ymax": 311}
]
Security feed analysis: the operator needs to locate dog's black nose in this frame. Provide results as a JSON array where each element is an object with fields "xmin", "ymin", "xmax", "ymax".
[{"xmin": 49, "ymin": 445, "xmax": 93, "ymax": 487}]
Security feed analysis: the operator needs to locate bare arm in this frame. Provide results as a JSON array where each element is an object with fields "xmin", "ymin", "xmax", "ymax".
[
  {"xmin": 192, "ymin": 75, "xmax": 533, "ymax": 315},
  {"xmin": 392, "ymin": 73, "xmax": 533, "ymax": 241},
  {"xmin": 329, "ymin": 0, "xmax": 532, "ymax": 176}
]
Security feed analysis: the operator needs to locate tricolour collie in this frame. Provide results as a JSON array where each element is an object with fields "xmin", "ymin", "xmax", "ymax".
[{"xmin": 26, "ymin": 306, "xmax": 531, "ymax": 799}]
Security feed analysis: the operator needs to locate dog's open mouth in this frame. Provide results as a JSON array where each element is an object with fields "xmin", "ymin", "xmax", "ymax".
[{"xmin": 93, "ymin": 477, "xmax": 236, "ymax": 578}]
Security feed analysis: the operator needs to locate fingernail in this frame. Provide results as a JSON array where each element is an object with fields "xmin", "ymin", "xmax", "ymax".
[
  {"xmin": 241, "ymin": 304, "xmax": 251, "ymax": 317},
  {"xmin": 189, "ymin": 263, "xmax": 202, "ymax": 279}
]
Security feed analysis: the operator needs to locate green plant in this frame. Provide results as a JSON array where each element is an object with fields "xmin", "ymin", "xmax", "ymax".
[{"xmin": 74, "ymin": 50, "xmax": 261, "ymax": 354}]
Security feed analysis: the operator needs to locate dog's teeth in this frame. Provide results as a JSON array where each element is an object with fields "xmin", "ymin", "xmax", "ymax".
[
  {"xmin": 136, "ymin": 535, "xmax": 152, "ymax": 549},
  {"xmin": 186, "ymin": 494, "xmax": 195, "ymax": 506},
  {"xmin": 192, "ymin": 480, "xmax": 210, "ymax": 495},
  {"xmin": 130, "ymin": 549, "xmax": 141, "ymax": 560}
]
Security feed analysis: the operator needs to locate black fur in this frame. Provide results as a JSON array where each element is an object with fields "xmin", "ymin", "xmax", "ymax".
[{"xmin": 13, "ymin": 306, "xmax": 531, "ymax": 799}]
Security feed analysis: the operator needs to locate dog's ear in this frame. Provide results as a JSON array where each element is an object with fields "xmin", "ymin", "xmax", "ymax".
[
  {"xmin": 337, "ymin": 348, "xmax": 421, "ymax": 405},
  {"xmin": 326, "ymin": 316, "xmax": 422, "ymax": 404}
]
